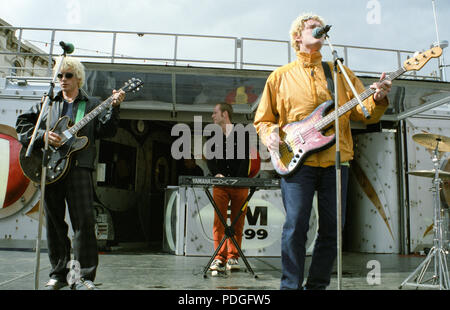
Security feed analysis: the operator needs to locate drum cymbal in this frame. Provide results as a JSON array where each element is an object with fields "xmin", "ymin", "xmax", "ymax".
[
  {"xmin": 408, "ymin": 169, "xmax": 450, "ymax": 179},
  {"xmin": 412, "ymin": 133, "xmax": 450, "ymax": 152}
]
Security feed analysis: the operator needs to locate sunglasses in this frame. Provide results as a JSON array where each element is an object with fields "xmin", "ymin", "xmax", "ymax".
[{"xmin": 57, "ymin": 72, "xmax": 74, "ymax": 79}]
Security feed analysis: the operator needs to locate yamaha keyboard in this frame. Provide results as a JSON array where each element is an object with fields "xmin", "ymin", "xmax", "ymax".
[
  {"xmin": 179, "ymin": 175, "xmax": 279, "ymax": 278},
  {"xmin": 178, "ymin": 176, "xmax": 280, "ymax": 188}
]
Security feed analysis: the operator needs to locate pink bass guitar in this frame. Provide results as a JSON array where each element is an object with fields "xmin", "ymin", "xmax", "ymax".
[{"xmin": 270, "ymin": 47, "xmax": 442, "ymax": 177}]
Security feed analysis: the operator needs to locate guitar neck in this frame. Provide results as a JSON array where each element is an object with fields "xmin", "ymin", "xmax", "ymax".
[
  {"xmin": 314, "ymin": 67, "xmax": 406, "ymax": 131},
  {"xmin": 67, "ymin": 94, "xmax": 116, "ymax": 135}
]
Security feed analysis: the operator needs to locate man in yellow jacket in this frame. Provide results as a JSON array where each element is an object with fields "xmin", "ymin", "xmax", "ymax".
[{"xmin": 254, "ymin": 13, "xmax": 392, "ymax": 290}]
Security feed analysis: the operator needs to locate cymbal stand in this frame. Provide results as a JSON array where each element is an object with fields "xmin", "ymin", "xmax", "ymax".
[{"xmin": 400, "ymin": 141, "xmax": 450, "ymax": 290}]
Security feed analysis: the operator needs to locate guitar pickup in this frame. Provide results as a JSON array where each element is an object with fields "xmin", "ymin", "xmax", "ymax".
[
  {"xmin": 62, "ymin": 130, "xmax": 72, "ymax": 140},
  {"xmin": 60, "ymin": 130, "xmax": 73, "ymax": 144},
  {"xmin": 284, "ymin": 141, "xmax": 293, "ymax": 153}
]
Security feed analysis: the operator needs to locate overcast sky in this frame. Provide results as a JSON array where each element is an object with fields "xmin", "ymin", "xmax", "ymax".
[{"xmin": 1, "ymin": 0, "xmax": 449, "ymax": 79}]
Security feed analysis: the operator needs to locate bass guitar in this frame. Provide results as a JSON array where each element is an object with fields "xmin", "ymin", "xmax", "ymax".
[
  {"xmin": 270, "ymin": 47, "xmax": 442, "ymax": 176},
  {"xmin": 19, "ymin": 78, "xmax": 143, "ymax": 184}
]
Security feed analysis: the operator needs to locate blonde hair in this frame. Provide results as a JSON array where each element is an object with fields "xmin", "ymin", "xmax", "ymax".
[
  {"xmin": 289, "ymin": 12, "xmax": 325, "ymax": 52},
  {"xmin": 53, "ymin": 56, "xmax": 85, "ymax": 88}
]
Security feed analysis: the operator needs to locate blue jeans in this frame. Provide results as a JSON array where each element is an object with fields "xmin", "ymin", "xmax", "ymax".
[{"xmin": 280, "ymin": 165, "xmax": 348, "ymax": 290}]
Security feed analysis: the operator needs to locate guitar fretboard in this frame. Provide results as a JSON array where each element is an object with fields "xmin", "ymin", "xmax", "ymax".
[
  {"xmin": 67, "ymin": 94, "xmax": 117, "ymax": 135},
  {"xmin": 314, "ymin": 67, "xmax": 406, "ymax": 131}
]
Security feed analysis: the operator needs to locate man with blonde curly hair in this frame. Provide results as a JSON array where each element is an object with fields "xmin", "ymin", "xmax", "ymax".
[
  {"xmin": 16, "ymin": 56, "xmax": 125, "ymax": 290},
  {"xmin": 289, "ymin": 13, "xmax": 326, "ymax": 52},
  {"xmin": 254, "ymin": 13, "xmax": 392, "ymax": 289}
]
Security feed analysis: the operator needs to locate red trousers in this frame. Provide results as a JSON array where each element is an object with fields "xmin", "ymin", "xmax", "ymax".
[{"xmin": 212, "ymin": 186, "xmax": 249, "ymax": 261}]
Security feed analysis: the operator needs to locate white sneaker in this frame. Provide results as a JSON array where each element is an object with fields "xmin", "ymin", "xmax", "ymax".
[
  {"xmin": 44, "ymin": 278, "xmax": 68, "ymax": 290},
  {"xmin": 209, "ymin": 259, "xmax": 225, "ymax": 272},
  {"xmin": 71, "ymin": 278, "xmax": 99, "ymax": 290},
  {"xmin": 226, "ymin": 258, "xmax": 240, "ymax": 271}
]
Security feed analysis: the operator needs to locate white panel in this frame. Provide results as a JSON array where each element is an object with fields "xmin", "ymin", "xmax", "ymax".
[
  {"xmin": 163, "ymin": 186, "xmax": 186, "ymax": 255},
  {"xmin": 405, "ymin": 118, "xmax": 450, "ymax": 252},
  {"xmin": 347, "ymin": 132, "xmax": 400, "ymax": 253},
  {"xmin": 183, "ymin": 187, "xmax": 318, "ymax": 257}
]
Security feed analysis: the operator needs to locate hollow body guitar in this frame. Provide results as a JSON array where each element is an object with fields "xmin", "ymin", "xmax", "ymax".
[
  {"xmin": 19, "ymin": 78, "xmax": 143, "ymax": 184},
  {"xmin": 270, "ymin": 47, "xmax": 442, "ymax": 177}
]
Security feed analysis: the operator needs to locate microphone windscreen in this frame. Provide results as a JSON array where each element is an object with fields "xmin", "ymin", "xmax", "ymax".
[
  {"xmin": 312, "ymin": 27, "xmax": 323, "ymax": 39},
  {"xmin": 59, "ymin": 41, "xmax": 75, "ymax": 54},
  {"xmin": 65, "ymin": 43, "xmax": 75, "ymax": 54}
]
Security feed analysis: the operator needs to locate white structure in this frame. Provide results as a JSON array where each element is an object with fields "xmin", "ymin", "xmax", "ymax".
[{"xmin": 163, "ymin": 186, "xmax": 319, "ymax": 257}]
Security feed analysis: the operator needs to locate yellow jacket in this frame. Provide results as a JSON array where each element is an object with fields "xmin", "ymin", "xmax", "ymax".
[{"xmin": 254, "ymin": 51, "xmax": 388, "ymax": 168}]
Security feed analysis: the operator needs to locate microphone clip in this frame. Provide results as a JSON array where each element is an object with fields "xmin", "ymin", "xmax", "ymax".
[
  {"xmin": 321, "ymin": 25, "xmax": 332, "ymax": 37},
  {"xmin": 312, "ymin": 25, "xmax": 332, "ymax": 39}
]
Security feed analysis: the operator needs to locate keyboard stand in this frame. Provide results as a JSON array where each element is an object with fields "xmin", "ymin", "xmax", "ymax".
[{"xmin": 202, "ymin": 187, "xmax": 258, "ymax": 278}]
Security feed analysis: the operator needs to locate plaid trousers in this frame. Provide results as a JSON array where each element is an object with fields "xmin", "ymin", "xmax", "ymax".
[{"xmin": 44, "ymin": 166, "xmax": 98, "ymax": 282}]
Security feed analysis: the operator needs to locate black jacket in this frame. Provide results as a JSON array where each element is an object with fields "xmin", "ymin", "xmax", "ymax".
[
  {"xmin": 206, "ymin": 124, "xmax": 250, "ymax": 178},
  {"xmin": 15, "ymin": 90, "xmax": 120, "ymax": 170}
]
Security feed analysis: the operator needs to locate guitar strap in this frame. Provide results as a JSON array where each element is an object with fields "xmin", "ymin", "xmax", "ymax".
[
  {"xmin": 322, "ymin": 61, "xmax": 350, "ymax": 167},
  {"xmin": 75, "ymin": 100, "xmax": 86, "ymax": 123},
  {"xmin": 321, "ymin": 61, "xmax": 335, "ymax": 101}
]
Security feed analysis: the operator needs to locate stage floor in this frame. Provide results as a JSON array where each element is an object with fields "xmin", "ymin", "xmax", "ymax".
[{"xmin": 0, "ymin": 247, "xmax": 448, "ymax": 291}]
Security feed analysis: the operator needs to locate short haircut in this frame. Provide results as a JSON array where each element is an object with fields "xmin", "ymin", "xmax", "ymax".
[
  {"xmin": 53, "ymin": 56, "xmax": 86, "ymax": 89},
  {"xmin": 289, "ymin": 13, "xmax": 325, "ymax": 52},
  {"xmin": 216, "ymin": 102, "xmax": 233, "ymax": 122}
]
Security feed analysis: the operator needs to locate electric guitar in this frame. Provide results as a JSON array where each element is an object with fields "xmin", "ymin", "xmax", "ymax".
[
  {"xmin": 19, "ymin": 78, "xmax": 143, "ymax": 184},
  {"xmin": 270, "ymin": 47, "xmax": 442, "ymax": 177}
]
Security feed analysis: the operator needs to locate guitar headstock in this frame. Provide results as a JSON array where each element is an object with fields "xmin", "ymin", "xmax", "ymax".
[
  {"xmin": 403, "ymin": 46, "xmax": 442, "ymax": 72},
  {"xmin": 122, "ymin": 78, "xmax": 144, "ymax": 93}
]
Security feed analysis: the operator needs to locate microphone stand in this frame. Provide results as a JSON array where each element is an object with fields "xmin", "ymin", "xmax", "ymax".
[
  {"xmin": 27, "ymin": 52, "xmax": 67, "ymax": 290},
  {"xmin": 322, "ymin": 33, "xmax": 370, "ymax": 290}
]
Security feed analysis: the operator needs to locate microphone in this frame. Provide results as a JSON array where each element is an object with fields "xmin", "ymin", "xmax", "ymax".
[
  {"xmin": 59, "ymin": 41, "xmax": 75, "ymax": 54},
  {"xmin": 312, "ymin": 25, "xmax": 332, "ymax": 39}
]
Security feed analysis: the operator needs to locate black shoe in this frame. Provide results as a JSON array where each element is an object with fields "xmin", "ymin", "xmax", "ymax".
[
  {"xmin": 71, "ymin": 278, "xmax": 99, "ymax": 290},
  {"xmin": 44, "ymin": 279, "xmax": 68, "ymax": 290},
  {"xmin": 304, "ymin": 285, "xmax": 326, "ymax": 290}
]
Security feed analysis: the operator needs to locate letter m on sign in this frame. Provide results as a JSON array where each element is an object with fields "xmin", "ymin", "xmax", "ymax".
[{"xmin": 246, "ymin": 206, "xmax": 267, "ymax": 226}]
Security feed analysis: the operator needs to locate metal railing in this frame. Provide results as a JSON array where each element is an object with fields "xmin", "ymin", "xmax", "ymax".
[{"xmin": 0, "ymin": 26, "xmax": 444, "ymax": 80}]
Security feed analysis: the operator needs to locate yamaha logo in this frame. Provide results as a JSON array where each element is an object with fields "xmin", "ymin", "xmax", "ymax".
[{"xmin": 192, "ymin": 177, "xmax": 239, "ymax": 186}]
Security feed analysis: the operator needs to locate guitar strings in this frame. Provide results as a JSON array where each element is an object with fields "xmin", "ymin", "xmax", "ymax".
[
  {"xmin": 279, "ymin": 81, "xmax": 383, "ymax": 152},
  {"xmin": 68, "ymin": 96, "xmax": 115, "ymax": 135},
  {"xmin": 276, "ymin": 88, "xmax": 375, "ymax": 165}
]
